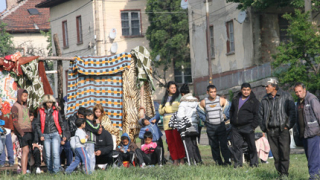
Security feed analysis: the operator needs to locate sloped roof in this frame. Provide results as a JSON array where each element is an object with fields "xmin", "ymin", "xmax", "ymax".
[
  {"xmin": 1, "ymin": 0, "xmax": 50, "ymax": 33},
  {"xmin": 36, "ymin": 0, "xmax": 70, "ymax": 8}
]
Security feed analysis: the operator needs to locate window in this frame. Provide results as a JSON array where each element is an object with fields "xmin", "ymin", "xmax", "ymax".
[
  {"xmin": 62, "ymin": 21, "xmax": 69, "ymax": 47},
  {"xmin": 27, "ymin": 8, "xmax": 40, "ymax": 15},
  {"xmin": 209, "ymin": 25, "xmax": 215, "ymax": 58},
  {"xmin": 121, "ymin": 11, "xmax": 141, "ymax": 36},
  {"xmin": 174, "ymin": 61, "xmax": 192, "ymax": 84},
  {"xmin": 76, "ymin": 16, "xmax": 83, "ymax": 44},
  {"xmin": 279, "ymin": 15, "xmax": 290, "ymax": 43},
  {"xmin": 226, "ymin": 21, "xmax": 235, "ymax": 53}
]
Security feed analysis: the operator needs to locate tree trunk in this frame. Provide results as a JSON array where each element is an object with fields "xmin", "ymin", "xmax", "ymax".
[{"xmin": 53, "ymin": 34, "xmax": 64, "ymax": 114}]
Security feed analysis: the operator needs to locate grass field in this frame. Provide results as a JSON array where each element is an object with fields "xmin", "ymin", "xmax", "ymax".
[{"xmin": 0, "ymin": 144, "xmax": 309, "ymax": 180}]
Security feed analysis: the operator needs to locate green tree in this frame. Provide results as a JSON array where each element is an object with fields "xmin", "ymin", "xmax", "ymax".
[
  {"xmin": 0, "ymin": 22, "xmax": 14, "ymax": 57},
  {"xmin": 226, "ymin": 0, "xmax": 319, "ymax": 10},
  {"xmin": 40, "ymin": 29, "xmax": 52, "ymax": 56},
  {"xmin": 146, "ymin": 0, "xmax": 190, "ymax": 87},
  {"xmin": 272, "ymin": 10, "xmax": 320, "ymax": 92},
  {"xmin": 40, "ymin": 29, "xmax": 54, "ymax": 86}
]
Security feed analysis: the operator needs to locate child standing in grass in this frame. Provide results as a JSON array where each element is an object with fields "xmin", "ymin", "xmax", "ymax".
[
  {"xmin": 65, "ymin": 118, "xmax": 91, "ymax": 174},
  {"xmin": 84, "ymin": 109, "xmax": 100, "ymax": 172}
]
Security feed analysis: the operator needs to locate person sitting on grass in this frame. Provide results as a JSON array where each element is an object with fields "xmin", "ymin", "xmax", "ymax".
[
  {"xmin": 65, "ymin": 118, "xmax": 91, "ymax": 175},
  {"xmin": 138, "ymin": 114, "xmax": 164, "ymax": 156},
  {"xmin": 116, "ymin": 133, "xmax": 139, "ymax": 167},
  {"xmin": 94, "ymin": 126, "xmax": 113, "ymax": 169},
  {"xmin": 84, "ymin": 109, "xmax": 100, "ymax": 172},
  {"xmin": 135, "ymin": 131, "xmax": 163, "ymax": 168}
]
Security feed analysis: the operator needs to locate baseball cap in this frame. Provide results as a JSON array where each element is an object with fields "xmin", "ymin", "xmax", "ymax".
[{"xmin": 265, "ymin": 78, "xmax": 278, "ymax": 86}]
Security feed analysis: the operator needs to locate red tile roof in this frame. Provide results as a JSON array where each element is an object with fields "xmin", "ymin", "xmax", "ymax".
[{"xmin": 1, "ymin": 0, "xmax": 50, "ymax": 33}]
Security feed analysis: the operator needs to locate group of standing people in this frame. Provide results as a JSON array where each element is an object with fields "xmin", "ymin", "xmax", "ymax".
[
  {"xmin": 0, "ymin": 78, "xmax": 320, "ymax": 179},
  {"xmin": 161, "ymin": 78, "xmax": 320, "ymax": 180}
]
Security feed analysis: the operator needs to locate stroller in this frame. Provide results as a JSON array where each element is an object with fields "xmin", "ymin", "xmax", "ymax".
[{"xmin": 226, "ymin": 120, "xmax": 264, "ymax": 163}]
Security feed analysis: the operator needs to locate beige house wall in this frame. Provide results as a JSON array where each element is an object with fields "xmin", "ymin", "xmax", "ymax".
[
  {"xmin": 189, "ymin": 1, "xmax": 255, "ymax": 79},
  {"xmin": 12, "ymin": 33, "xmax": 49, "ymax": 56},
  {"xmin": 187, "ymin": 0, "xmax": 272, "ymax": 96},
  {"xmin": 49, "ymin": 0, "xmax": 174, "ymax": 101},
  {"xmin": 50, "ymin": 0, "xmax": 95, "ymax": 57}
]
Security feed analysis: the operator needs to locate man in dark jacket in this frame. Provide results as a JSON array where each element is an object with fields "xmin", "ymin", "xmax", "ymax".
[
  {"xmin": 68, "ymin": 107, "xmax": 86, "ymax": 136},
  {"xmin": 30, "ymin": 112, "xmax": 42, "ymax": 174},
  {"xmin": 259, "ymin": 78, "xmax": 296, "ymax": 179},
  {"xmin": 95, "ymin": 126, "xmax": 114, "ymax": 166},
  {"xmin": 230, "ymin": 83, "xmax": 260, "ymax": 168},
  {"xmin": 60, "ymin": 115, "xmax": 73, "ymax": 168},
  {"xmin": 294, "ymin": 82, "xmax": 320, "ymax": 179}
]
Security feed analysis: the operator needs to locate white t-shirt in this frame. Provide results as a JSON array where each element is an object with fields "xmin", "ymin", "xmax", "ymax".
[{"xmin": 75, "ymin": 128, "xmax": 87, "ymax": 148}]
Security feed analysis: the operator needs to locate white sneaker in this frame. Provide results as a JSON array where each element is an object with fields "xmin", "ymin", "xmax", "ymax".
[
  {"xmin": 140, "ymin": 163, "xmax": 146, "ymax": 169},
  {"xmin": 26, "ymin": 170, "xmax": 30, "ymax": 174},
  {"xmin": 36, "ymin": 167, "xmax": 41, "ymax": 174}
]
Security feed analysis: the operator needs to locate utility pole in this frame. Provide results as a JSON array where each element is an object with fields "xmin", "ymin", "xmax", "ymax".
[
  {"xmin": 205, "ymin": 0, "xmax": 213, "ymax": 85},
  {"xmin": 305, "ymin": 0, "xmax": 312, "ymax": 20},
  {"xmin": 53, "ymin": 34, "xmax": 64, "ymax": 113}
]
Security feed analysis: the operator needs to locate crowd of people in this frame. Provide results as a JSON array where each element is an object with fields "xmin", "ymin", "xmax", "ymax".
[{"xmin": 0, "ymin": 78, "xmax": 319, "ymax": 179}]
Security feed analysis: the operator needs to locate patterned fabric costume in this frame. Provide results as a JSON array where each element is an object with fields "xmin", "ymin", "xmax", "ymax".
[
  {"xmin": 131, "ymin": 46, "xmax": 155, "ymax": 92},
  {"xmin": 66, "ymin": 53, "xmax": 131, "ymax": 128},
  {"xmin": 18, "ymin": 60, "xmax": 45, "ymax": 110},
  {"xmin": 101, "ymin": 115, "xmax": 120, "ymax": 145},
  {"xmin": 67, "ymin": 47, "xmax": 156, "ymax": 141}
]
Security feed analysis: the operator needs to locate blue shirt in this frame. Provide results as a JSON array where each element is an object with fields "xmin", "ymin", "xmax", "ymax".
[{"xmin": 238, "ymin": 95, "xmax": 250, "ymax": 110}]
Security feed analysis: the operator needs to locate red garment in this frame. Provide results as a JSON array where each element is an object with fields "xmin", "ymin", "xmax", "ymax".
[
  {"xmin": 1, "ymin": 55, "xmax": 38, "ymax": 76},
  {"xmin": 165, "ymin": 129, "xmax": 185, "ymax": 160},
  {"xmin": 39, "ymin": 106, "xmax": 62, "ymax": 135},
  {"xmin": 3, "ymin": 60, "xmax": 15, "ymax": 71},
  {"xmin": 38, "ymin": 61, "xmax": 53, "ymax": 95},
  {"xmin": 1, "ymin": 114, "xmax": 13, "ymax": 130}
]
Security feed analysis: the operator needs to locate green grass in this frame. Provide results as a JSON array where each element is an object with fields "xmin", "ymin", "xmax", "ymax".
[{"xmin": 0, "ymin": 144, "xmax": 309, "ymax": 180}]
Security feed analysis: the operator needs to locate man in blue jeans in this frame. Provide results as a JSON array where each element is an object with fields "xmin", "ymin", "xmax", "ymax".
[
  {"xmin": 0, "ymin": 112, "xmax": 14, "ymax": 167},
  {"xmin": 295, "ymin": 82, "xmax": 320, "ymax": 180},
  {"xmin": 0, "ymin": 132, "xmax": 14, "ymax": 167}
]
